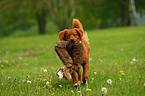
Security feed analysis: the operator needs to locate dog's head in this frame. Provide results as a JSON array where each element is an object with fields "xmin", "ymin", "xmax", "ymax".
[{"xmin": 59, "ymin": 28, "xmax": 83, "ymax": 43}]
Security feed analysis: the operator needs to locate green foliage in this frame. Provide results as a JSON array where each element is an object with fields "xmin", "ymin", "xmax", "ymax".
[
  {"xmin": 0, "ymin": 26, "xmax": 145, "ymax": 95},
  {"xmin": 0, "ymin": 0, "xmax": 145, "ymax": 36}
]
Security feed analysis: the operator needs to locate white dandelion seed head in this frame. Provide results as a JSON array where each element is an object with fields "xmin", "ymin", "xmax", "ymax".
[
  {"xmin": 27, "ymin": 80, "xmax": 31, "ymax": 83},
  {"xmin": 71, "ymin": 90, "xmax": 74, "ymax": 93},
  {"xmin": 77, "ymin": 91, "xmax": 80, "ymax": 93},
  {"xmin": 107, "ymin": 79, "xmax": 112, "ymax": 84},
  {"xmin": 101, "ymin": 87, "xmax": 107, "ymax": 93},
  {"xmin": 92, "ymin": 78, "xmax": 94, "ymax": 81},
  {"xmin": 94, "ymin": 72, "xmax": 97, "ymax": 75},
  {"xmin": 132, "ymin": 57, "xmax": 136, "ymax": 62},
  {"xmin": 119, "ymin": 78, "xmax": 122, "ymax": 81},
  {"xmin": 59, "ymin": 85, "xmax": 62, "ymax": 88},
  {"xmin": 46, "ymin": 81, "xmax": 49, "ymax": 85},
  {"xmin": 44, "ymin": 69, "xmax": 47, "ymax": 72}
]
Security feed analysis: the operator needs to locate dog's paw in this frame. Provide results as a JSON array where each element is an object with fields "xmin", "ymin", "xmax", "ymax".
[
  {"xmin": 83, "ymin": 78, "xmax": 87, "ymax": 84},
  {"xmin": 73, "ymin": 83, "xmax": 79, "ymax": 87}
]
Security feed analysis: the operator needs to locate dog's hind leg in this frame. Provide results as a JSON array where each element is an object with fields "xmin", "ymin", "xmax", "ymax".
[{"xmin": 82, "ymin": 63, "xmax": 89, "ymax": 84}]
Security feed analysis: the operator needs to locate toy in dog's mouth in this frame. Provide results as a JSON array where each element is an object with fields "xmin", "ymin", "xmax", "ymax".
[
  {"xmin": 56, "ymin": 69, "xmax": 63, "ymax": 79},
  {"xmin": 56, "ymin": 66, "xmax": 72, "ymax": 80}
]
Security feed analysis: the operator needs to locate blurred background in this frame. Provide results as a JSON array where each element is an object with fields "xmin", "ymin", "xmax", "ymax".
[{"xmin": 0, "ymin": 0, "xmax": 145, "ymax": 37}]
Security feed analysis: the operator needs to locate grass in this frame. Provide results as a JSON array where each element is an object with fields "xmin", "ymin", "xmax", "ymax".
[{"xmin": 0, "ymin": 26, "xmax": 145, "ymax": 96}]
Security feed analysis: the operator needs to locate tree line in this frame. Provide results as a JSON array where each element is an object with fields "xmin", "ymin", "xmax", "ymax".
[{"xmin": 0, "ymin": 0, "xmax": 145, "ymax": 36}]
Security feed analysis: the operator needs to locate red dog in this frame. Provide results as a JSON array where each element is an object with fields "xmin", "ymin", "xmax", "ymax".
[{"xmin": 55, "ymin": 19, "xmax": 90, "ymax": 87}]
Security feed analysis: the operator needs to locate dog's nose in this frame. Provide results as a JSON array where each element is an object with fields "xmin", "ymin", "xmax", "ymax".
[{"xmin": 71, "ymin": 39, "xmax": 74, "ymax": 42}]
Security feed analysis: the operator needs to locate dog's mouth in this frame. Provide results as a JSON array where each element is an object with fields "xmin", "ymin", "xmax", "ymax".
[{"xmin": 71, "ymin": 39, "xmax": 75, "ymax": 42}]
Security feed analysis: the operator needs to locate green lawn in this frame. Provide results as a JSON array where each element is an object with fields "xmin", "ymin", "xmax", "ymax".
[{"xmin": 0, "ymin": 26, "xmax": 145, "ymax": 96}]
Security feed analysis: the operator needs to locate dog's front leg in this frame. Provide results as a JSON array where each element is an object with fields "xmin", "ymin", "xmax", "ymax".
[
  {"xmin": 77, "ymin": 69, "xmax": 82, "ymax": 83},
  {"xmin": 72, "ymin": 70, "xmax": 79, "ymax": 87}
]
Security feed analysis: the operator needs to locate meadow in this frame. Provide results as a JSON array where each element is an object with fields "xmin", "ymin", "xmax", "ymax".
[{"xmin": 0, "ymin": 26, "xmax": 145, "ymax": 96}]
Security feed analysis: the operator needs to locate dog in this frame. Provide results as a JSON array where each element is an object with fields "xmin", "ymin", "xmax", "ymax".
[{"xmin": 56, "ymin": 19, "xmax": 90, "ymax": 87}]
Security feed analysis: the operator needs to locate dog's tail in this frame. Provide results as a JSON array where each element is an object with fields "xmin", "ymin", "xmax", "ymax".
[{"xmin": 72, "ymin": 19, "xmax": 89, "ymax": 42}]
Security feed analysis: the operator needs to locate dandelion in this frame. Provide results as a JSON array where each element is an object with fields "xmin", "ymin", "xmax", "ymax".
[
  {"xmin": 71, "ymin": 90, "xmax": 74, "ymax": 93},
  {"xmin": 132, "ymin": 57, "xmax": 136, "ymax": 62},
  {"xmin": 115, "ymin": 63, "xmax": 117, "ymax": 65},
  {"xmin": 86, "ymin": 88, "xmax": 91, "ymax": 91},
  {"xmin": 44, "ymin": 69, "xmax": 47, "ymax": 72},
  {"xmin": 121, "ymin": 73, "xmax": 125, "ymax": 75},
  {"xmin": 101, "ymin": 87, "xmax": 107, "ymax": 93},
  {"xmin": 5, "ymin": 60, "xmax": 8, "ymax": 63},
  {"xmin": 144, "ymin": 83, "xmax": 145, "ymax": 86},
  {"xmin": 120, "ymin": 70, "xmax": 123, "ymax": 73},
  {"xmin": 46, "ymin": 81, "xmax": 49, "ymax": 86},
  {"xmin": 59, "ymin": 85, "xmax": 62, "ymax": 88},
  {"xmin": 107, "ymin": 79, "xmax": 112, "ymax": 84},
  {"xmin": 94, "ymin": 72, "xmax": 97, "ymax": 74},
  {"xmin": 27, "ymin": 80, "xmax": 32, "ymax": 83}
]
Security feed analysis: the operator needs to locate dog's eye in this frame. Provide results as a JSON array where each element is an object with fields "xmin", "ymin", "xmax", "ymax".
[
  {"xmin": 74, "ymin": 34, "xmax": 77, "ymax": 36},
  {"xmin": 67, "ymin": 35, "xmax": 70, "ymax": 37}
]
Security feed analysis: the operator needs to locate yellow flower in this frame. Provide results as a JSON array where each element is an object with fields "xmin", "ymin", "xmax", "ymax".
[
  {"xmin": 115, "ymin": 63, "xmax": 117, "ymax": 65},
  {"xmin": 5, "ymin": 60, "xmax": 8, "ymax": 63},
  {"xmin": 86, "ymin": 88, "xmax": 91, "ymax": 91},
  {"xmin": 121, "ymin": 73, "xmax": 125, "ymax": 75},
  {"xmin": 120, "ymin": 71, "xmax": 123, "ymax": 73}
]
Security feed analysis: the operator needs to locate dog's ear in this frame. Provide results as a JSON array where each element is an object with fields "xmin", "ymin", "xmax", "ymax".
[
  {"xmin": 74, "ymin": 28, "xmax": 83, "ymax": 39},
  {"xmin": 59, "ymin": 30, "xmax": 66, "ymax": 40}
]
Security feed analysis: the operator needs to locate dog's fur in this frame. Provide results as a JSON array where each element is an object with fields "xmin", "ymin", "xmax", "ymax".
[{"xmin": 59, "ymin": 19, "xmax": 90, "ymax": 86}]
